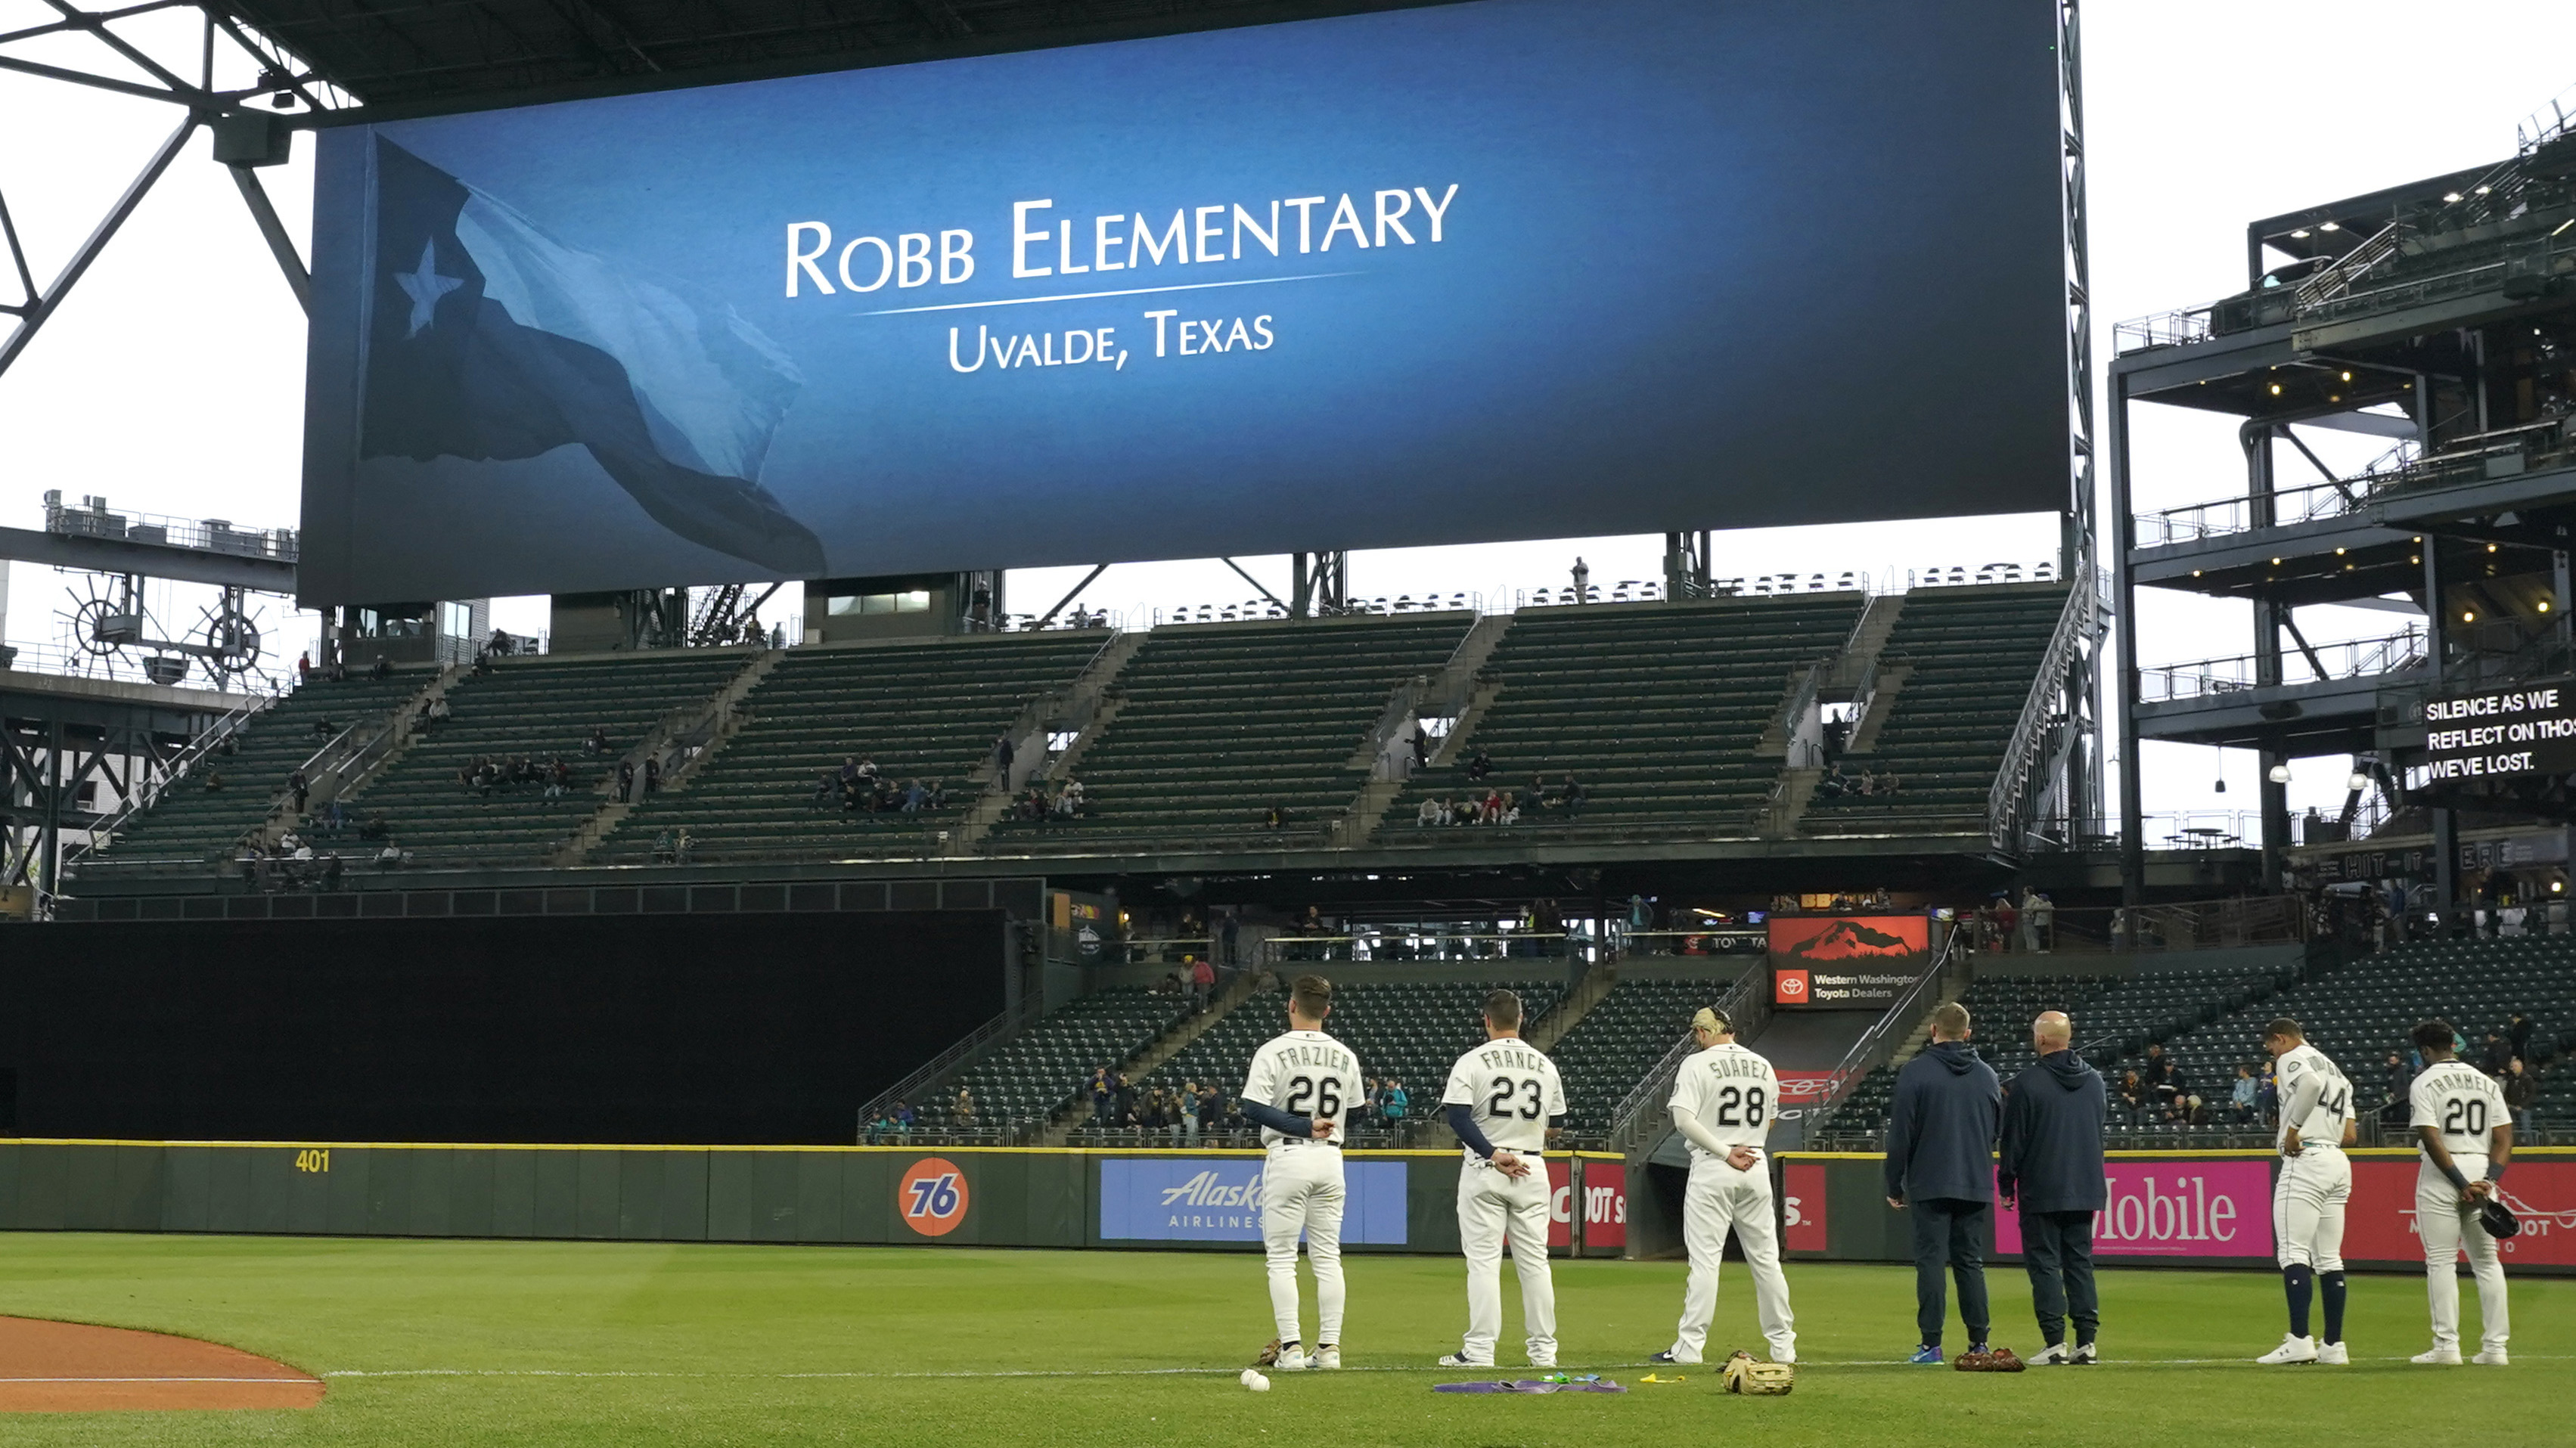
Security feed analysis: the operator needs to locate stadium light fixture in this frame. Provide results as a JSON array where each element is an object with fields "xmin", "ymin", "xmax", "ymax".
[
  {"xmin": 2348, "ymin": 770, "xmax": 2370, "ymax": 791},
  {"xmin": 2540, "ymin": 600, "xmax": 2553, "ymax": 613},
  {"xmin": 2463, "ymin": 610, "xmax": 2477, "ymax": 622},
  {"xmin": 2320, "ymin": 221, "xmax": 2342, "ymax": 231},
  {"xmin": 2476, "ymin": 185, "xmax": 2492, "ymax": 195},
  {"xmin": 2290, "ymin": 228, "xmax": 2311, "ymax": 239},
  {"xmin": 2269, "ymin": 383, "xmax": 2283, "ymax": 395},
  {"xmin": 2443, "ymin": 191, "xmax": 2464, "ymax": 203},
  {"xmin": 2267, "ymin": 764, "xmax": 2292, "ymax": 784}
]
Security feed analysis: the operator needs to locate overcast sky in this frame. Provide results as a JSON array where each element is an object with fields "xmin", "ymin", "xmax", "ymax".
[{"xmin": 5, "ymin": 1, "xmax": 2575, "ymax": 830}]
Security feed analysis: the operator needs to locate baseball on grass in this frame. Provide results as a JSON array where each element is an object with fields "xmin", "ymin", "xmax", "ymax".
[{"xmin": 1240, "ymin": 1369, "xmax": 1271, "ymax": 1391}]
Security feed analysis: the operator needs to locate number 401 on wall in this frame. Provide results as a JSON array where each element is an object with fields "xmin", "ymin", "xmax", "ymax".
[{"xmin": 293, "ymin": 1149, "xmax": 331, "ymax": 1174}]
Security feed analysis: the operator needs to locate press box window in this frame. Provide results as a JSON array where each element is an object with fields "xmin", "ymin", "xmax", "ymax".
[
  {"xmin": 439, "ymin": 601, "xmax": 473, "ymax": 638},
  {"xmin": 827, "ymin": 591, "xmax": 931, "ymax": 615}
]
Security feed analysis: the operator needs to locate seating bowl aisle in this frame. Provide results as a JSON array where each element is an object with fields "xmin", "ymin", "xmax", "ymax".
[
  {"xmin": 1544, "ymin": 976, "xmax": 1741, "ymax": 1146},
  {"xmin": 935, "ymin": 987, "xmax": 1192, "ymax": 1139},
  {"xmin": 986, "ymin": 614, "xmax": 1473, "ymax": 856},
  {"xmin": 75, "ymin": 669, "xmax": 433, "ymax": 880},
  {"xmin": 1376, "ymin": 594, "xmax": 1863, "ymax": 845},
  {"xmin": 345, "ymin": 652, "xmax": 750, "ymax": 867},
  {"xmin": 1805, "ymin": 582, "xmax": 2068, "ymax": 836},
  {"xmin": 594, "ymin": 632, "xmax": 1106, "ymax": 864}
]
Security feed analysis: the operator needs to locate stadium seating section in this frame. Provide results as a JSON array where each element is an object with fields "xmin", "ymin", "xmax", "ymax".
[
  {"xmin": 943, "ymin": 987, "xmax": 1192, "ymax": 1135},
  {"xmin": 595, "ymin": 632, "xmax": 1103, "ymax": 863},
  {"xmin": 1806, "ymin": 583, "xmax": 2068, "ymax": 836},
  {"xmin": 1380, "ymin": 595, "xmax": 1862, "ymax": 843},
  {"xmin": 988, "ymin": 614, "xmax": 1470, "ymax": 854},
  {"xmin": 1545, "ymin": 976, "xmax": 1736, "ymax": 1143},
  {"xmin": 348, "ymin": 652, "xmax": 750, "ymax": 866},
  {"xmin": 78, "ymin": 668, "xmax": 431, "ymax": 875},
  {"xmin": 1102, "ymin": 975, "xmax": 1571, "ymax": 1140}
]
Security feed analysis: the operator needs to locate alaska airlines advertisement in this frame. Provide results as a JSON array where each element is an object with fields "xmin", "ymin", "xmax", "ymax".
[{"xmin": 298, "ymin": 0, "xmax": 2065, "ymax": 604}]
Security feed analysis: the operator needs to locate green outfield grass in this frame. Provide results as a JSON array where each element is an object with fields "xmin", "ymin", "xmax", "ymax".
[{"xmin": 0, "ymin": 1234, "xmax": 2564, "ymax": 1445}]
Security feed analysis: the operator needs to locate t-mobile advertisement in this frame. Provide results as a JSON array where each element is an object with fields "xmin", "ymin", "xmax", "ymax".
[
  {"xmin": 2346, "ymin": 1158, "xmax": 2576, "ymax": 1266},
  {"xmin": 1546, "ymin": 1158, "xmax": 1573, "ymax": 1251},
  {"xmin": 297, "ymin": 0, "xmax": 2067, "ymax": 604},
  {"xmin": 1996, "ymin": 1161, "xmax": 2274, "ymax": 1259},
  {"xmin": 1097, "ymin": 1158, "xmax": 1407, "ymax": 1243}
]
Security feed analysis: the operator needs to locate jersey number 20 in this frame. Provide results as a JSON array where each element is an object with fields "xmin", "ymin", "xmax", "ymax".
[{"xmin": 2444, "ymin": 1099, "xmax": 2489, "ymax": 1136}]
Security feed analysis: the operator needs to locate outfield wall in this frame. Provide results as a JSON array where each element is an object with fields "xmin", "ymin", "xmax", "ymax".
[
  {"xmin": 0, "ymin": 1142, "xmax": 1633, "ymax": 1254},
  {"xmin": 1771, "ymin": 1150, "xmax": 2576, "ymax": 1276},
  {"xmin": 3, "ymin": 1141, "xmax": 2563, "ymax": 1276}
]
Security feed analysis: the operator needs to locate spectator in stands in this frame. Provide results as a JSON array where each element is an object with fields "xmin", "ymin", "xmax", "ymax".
[
  {"xmin": 617, "ymin": 761, "xmax": 636, "ymax": 803},
  {"xmin": 1817, "ymin": 762, "xmax": 1850, "ymax": 798},
  {"xmin": 312, "ymin": 715, "xmax": 336, "ymax": 741},
  {"xmin": 1466, "ymin": 749, "xmax": 1492, "ymax": 783},
  {"xmin": 643, "ymin": 756, "xmax": 663, "ymax": 795},
  {"xmin": 1413, "ymin": 727, "xmax": 1432, "ymax": 770},
  {"xmin": 2481, "ymin": 1031, "xmax": 2512, "ymax": 1077},
  {"xmin": 900, "ymin": 780, "xmax": 926, "ymax": 813},
  {"xmin": 892, "ymin": 1101, "xmax": 915, "ymax": 1139},
  {"xmin": 1884, "ymin": 1001, "xmax": 2002, "ymax": 1363},
  {"xmin": 1500, "ymin": 790, "xmax": 1522, "ymax": 826},
  {"xmin": 289, "ymin": 770, "xmax": 309, "ymax": 815},
  {"xmin": 1265, "ymin": 803, "xmax": 1286, "ymax": 829},
  {"xmin": 2115, "ymin": 1070, "xmax": 2147, "ymax": 1125},
  {"xmin": 953, "ymin": 1087, "xmax": 976, "ymax": 1132},
  {"xmin": 2140, "ymin": 1043, "xmax": 2171, "ymax": 1097},
  {"xmin": 203, "ymin": 769, "xmax": 227, "ymax": 792},
  {"xmin": 992, "ymin": 733, "xmax": 1016, "ymax": 790},
  {"xmin": 1417, "ymin": 798, "xmax": 1443, "ymax": 827},
  {"xmin": 585, "ymin": 726, "xmax": 608, "ymax": 755},
  {"xmin": 1570, "ymin": 556, "xmax": 1590, "ymax": 602},
  {"xmin": 1993, "ymin": 895, "xmax": 2020, "ymax": 954},
  {"xmin": 2258, "ymin": 1059, "xmax": 2279, "ymax": 1124},
  {"xmin": 1089, "ymin": 1068, "xmax": 1114, "ymax": 1126},
  {"xmin": 2509, "ymin": 1012, "xmax": 2534, "ymax": 1062},
  {"xmin": 1190, "ymin": 955, "xmax": 1215, "ymax": 1011},
  {"xmin": 374, "ymin": 842, "xmax": 402, "ymax": 870},
  {"xmin": 296, "ymin": 650, "xmax": 312, "ymax": 683},
  {"xmin": 1198, "ymin": 1084, "xmax": 1224, "ymax": 1143},
  {"xmin": 1114, "ymin": 1071, "xmax": 1137, "ymax": 1124},
  {"xmin": 2231, "ymin": 1065, "xmax": 2261, "ymax": 1124},
  {"xmin": 1384, "ymin": 1077, "xmax": 1408, "ymax": 1122},
  {"xmin": 1482, "ymin": 787, "xmax": 1504, "ymax": 824},
  {"xmin": 2505, "ymin": 1057, "xmax": 2537, "ymax": 1134},
  {"xmin": 1560, "ymin": 775, "xmax": 1584, "ymax": 815},
  {"xmin": 674, "ymin": 829, "xmax": 694, "ymax": 864}
]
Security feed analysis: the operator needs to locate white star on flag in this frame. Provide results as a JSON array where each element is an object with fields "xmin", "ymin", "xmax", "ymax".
[{"xmin": 393, "ymin": 239, "xmax": 464, "ymax": 338}]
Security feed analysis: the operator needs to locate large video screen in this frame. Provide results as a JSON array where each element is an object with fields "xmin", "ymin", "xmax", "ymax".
[{"xmin": 299, "ymin": 0, "xmax": 2066, "ymax": 605}]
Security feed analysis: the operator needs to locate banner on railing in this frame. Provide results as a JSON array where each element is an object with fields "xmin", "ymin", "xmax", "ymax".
[{"xmin": 1768, "ymin": 915, "xmax": 1928, "ymax": 1009}]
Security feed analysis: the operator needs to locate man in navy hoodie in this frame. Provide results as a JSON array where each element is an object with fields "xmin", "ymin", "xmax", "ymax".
[
  {"xmin": 1884, "ymin": 1001, "xmax": 2002, "ymax": 1364},
  {"xmin": 1998, "ymin": 1009, "xmax": 2109, "ymax": 1364}
]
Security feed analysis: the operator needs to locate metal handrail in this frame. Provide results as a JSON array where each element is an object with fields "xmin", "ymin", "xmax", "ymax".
[
  {"xmin": 2141, "ymin": 626, "xmax": 2425, "ymax": 704},
  {"xmin": 1795, "ymin": 923, "xmax": 1960, "ymax": 1133},
  {"xmin": 852, "ymin": 994, "xmax": 1044, "ymax": 1140},
  {"xmin": 1987, "ymin": 563, "xmax": 2091, "ymax": 851},
  {"xmin": 1603, "ymin": 961, "xmax": 1768, "ymax": 1152},
  {"xmin": 57, "ymin": 687, "xmax": 275, "ymax": 870}
]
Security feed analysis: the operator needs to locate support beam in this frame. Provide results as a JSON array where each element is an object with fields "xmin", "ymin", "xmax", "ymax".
[
  {"xmin": 0, "ymin": 115, "xmax": 194, "ymax": 379},
  {"xmin": 1034, "ymin": 564, "xmax": 1108, "ymax": 628},
  {"xmin": 227, "ymin": 163, "xmax": 309, "ymax": 312},
  {"xmin": 1218, "ymin": 557, "xmax": 1285, "ymax": 614}
]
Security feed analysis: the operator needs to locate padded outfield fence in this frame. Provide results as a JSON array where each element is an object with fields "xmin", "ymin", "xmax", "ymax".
[{"xmin": 4, "ymin": 1141, "xmax": 2566, "ymax": 1276}]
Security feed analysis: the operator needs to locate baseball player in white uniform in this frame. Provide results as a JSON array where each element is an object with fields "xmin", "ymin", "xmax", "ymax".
[
  {"xmin": 1238, "ymin": 973, "xmax": 1359, "ymax": 1372},
  {"xmin": 2256, "ymin": 1016, "xmax": 2357, "ymax": 1366},
  {"xmin": 1436, "ymin": 988, "xmax": 1566, "ymax": 1369},
  {"xmin": 1650, "ymin": 1006, "xmax": 1795, "ymax": 1366},
  {"xmin": 2404, "ymin": 1019, "xmax": 2513, "ymax": 1365}
]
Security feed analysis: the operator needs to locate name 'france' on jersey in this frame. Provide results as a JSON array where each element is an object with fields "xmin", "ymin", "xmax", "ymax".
[
  {"xmin": 2410, "ymin": 1061, "xmax": 2511, "ymax": 1161},
  {"xmin": 1243, "ymin": 1030, "xmax": 1361, "ymax": 1149},
  {"xmin": 2275, "ymin": 1043, "xmax": 2353, "ymax": 1151},
  {"xmin": 1440, "ymin": 1038, "xmax": 1565, "ymax": 1159},
  {"xmin": 1667, "ymin": 1042, "xmax": 1780, "ymax": 1155}
]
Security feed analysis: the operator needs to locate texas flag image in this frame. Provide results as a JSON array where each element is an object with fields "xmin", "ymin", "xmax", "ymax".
[{"xmin": 357, "ymin": 136, "xmax": 826, "ymax": 575}]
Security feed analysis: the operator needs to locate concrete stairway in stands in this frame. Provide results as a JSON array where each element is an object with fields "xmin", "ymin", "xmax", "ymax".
[
  {"xmin": 1038, "ymin": 969, "xmax": 1264, "ymax": 1146},
  {"xmin": 557, "ymin": 649, "xmax": 783, "ymax": 864}
]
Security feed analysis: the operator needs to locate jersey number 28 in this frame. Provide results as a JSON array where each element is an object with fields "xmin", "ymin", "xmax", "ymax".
[{"xmin": 1710, "ymin": 1084, "xmax": 1767, "ymax": 1127}]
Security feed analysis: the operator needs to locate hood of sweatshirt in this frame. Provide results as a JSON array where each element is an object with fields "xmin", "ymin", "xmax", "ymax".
[
  {"xmin": 1926, "ymin": 1040, "xmax": 1981, "ymax": 1075},
  {"xmin": 2038, "ymin": 1048, "xmax": 2096, "ymax": 1092}
]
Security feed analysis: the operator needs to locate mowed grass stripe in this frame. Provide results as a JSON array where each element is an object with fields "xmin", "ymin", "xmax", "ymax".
[{"xmin": 0, "ymin": 1235, "xmax": 2562, "ymax": 1446}]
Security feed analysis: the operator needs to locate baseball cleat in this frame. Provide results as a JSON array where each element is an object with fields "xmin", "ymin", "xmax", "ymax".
[
  {"xmin": 1311, "ymin": 1347, "xmax": 1341, "ymax": 1371},
  {"xmin": 1437, "ymin": 1353, "xmax": 1493, "ymax": 1369},
  {"xmin": 2410, "ymin": 1346, "xmax": 2462, "ymax": 1366},
  {"xmin": 2256, "ymin": 1335, "xmax": 2319, "ymax": 1365},
  {"xmin": 1273, "ymin": 1344, "xmax": 1311, "ymax": 1372},
  {"xmin": 2471, "ymin": 1348, "xmax": 2509, "ymax": 1366},
  {"xmin": 2070, "ymin": 1343, "xmax": 2098, "ymax": 1366},
  {"xmin": 1527, "ymin": 1355, "xmax": 1556, "ymax": 1370},
  {"xmin": 2316, "ymin": 1341, "xmax": 2348, "ymax": 1365},
  {"xmin": 1907, "ymin": 1344, "xmax": 1944, "ymax": 1366},
  {"xmin": 1648, "ymin": 1350, "xmax": 1700, "ymax": 1366},
  {"xmin": 1768, "ymin": 1349, "xmax": 1795, "ymax": 1366},
  {"xmin": 2028, "ymin": 1342, "xmax": 2070, "ymax": 1366}
]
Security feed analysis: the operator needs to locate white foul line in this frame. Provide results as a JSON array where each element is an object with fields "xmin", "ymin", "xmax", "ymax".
[{"xmin": 859, "ymin": 273, "xmax": 1359, "ymax": 316}]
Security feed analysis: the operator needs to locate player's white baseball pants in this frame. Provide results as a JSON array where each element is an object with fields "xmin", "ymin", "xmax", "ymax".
[
  {"xmin": 2273, "ymin": 1146, "xmax": 2348, "ymax": 1272},
  {"xmin": 2417, "ymin": 1155, "xmax": 2509, "ymax": 1353},
  {"xmin": 1261, "ymin": 1143, "xmax": 1346, "ymax": 1347},
  {"xmin": 1669, "ymin": 1154, "xmax": 1795, "ymax": 1363},
  {"xmin": 1454, "ymin": 1157, "xmax": 1556, "ymax": 1363}
]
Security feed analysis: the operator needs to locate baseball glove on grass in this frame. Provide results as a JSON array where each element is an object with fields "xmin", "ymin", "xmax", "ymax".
[{"xmin": 1722, "ymin": 1350, "xmax": 1795, "ymax": 1395}]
